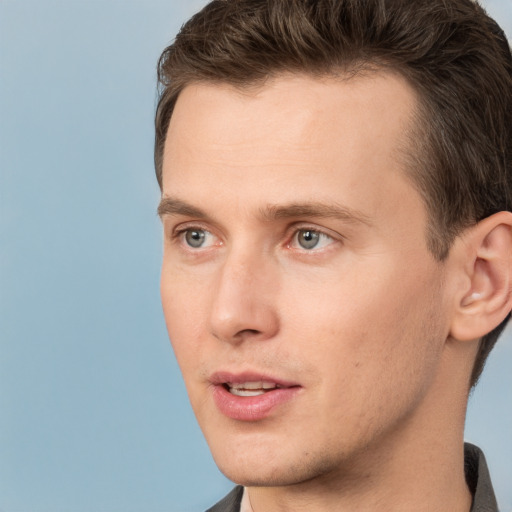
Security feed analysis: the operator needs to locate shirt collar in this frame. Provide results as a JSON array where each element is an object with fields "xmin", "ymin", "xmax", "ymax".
[{"xmin": 465, "ymin": 442, "xmax": 498, "ymax": 512}]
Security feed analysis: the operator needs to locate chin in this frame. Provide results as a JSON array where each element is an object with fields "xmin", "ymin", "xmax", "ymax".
[
  {"xmin": 217, "ymin": 463, "xmax": 309, "ymax": 488},
  {"xmin": 211, "ymin": 442, "xmax": 343, "ymax": 488}
]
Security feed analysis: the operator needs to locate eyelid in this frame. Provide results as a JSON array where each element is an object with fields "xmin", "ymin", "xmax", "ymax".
[
  {"xmin": 287, "ymin": 222, "xmax": 341, "ymax": 239},
  {"xmin": 169, "ymin": 220, "xmax": 214, "ymax": 237}
]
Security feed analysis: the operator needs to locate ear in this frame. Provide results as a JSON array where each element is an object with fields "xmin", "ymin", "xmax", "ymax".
[{"xmin": 449, "ymin": 211, "xmax": 512, "ymax": 342}]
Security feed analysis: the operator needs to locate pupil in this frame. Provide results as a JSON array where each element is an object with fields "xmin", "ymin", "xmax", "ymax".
[
  {"xmin": 299, "ymin": 230, "xmax": 319, "ymax": 249},
  {"xmin": 186, "ymin": 230, "xmax": 205, "ymax": 248}
]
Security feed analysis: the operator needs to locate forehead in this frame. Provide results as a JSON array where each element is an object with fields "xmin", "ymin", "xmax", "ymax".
[
  {"xmin": 161, "ymin": 72, "xmax": 421, "ymax": 226},
  {"xmin": 164, "ymin": 72, "xmax": 417, "ymax": 165}
]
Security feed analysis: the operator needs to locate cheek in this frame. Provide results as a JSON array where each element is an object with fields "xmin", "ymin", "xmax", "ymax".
[
  {"xmin": 281, "ymin": 256, "xmax": 447, "ymax": 392},
  {"xmin": 160, "ymin": 263, "xmax": 209, "ymax": 368},
  {"xmin": 350, "ymin": 269, "xmax": 447, "ymax": 408}
]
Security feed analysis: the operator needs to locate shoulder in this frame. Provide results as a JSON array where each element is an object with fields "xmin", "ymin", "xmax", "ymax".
[{"xmin": 205, "ymin": 486, "xmax": 244, "ymax": 512}]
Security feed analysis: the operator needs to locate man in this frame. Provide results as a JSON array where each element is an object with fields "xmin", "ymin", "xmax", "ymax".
[{"xmin": 155, "ymin": 0, "xmax": 512, "ymax": 510}]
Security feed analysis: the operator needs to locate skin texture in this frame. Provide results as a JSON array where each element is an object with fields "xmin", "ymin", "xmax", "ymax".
[{"xmin": 159, "ymin": 73, "xmax": 511, "ymax": 511}]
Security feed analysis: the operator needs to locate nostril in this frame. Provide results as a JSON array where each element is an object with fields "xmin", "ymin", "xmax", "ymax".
[{"xmin": 235, "ymin": 328, "xmax": 262, "ymax": 339}]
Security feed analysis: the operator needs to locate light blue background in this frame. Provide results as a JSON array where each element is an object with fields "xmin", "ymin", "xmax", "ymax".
[{"xmin": 0, "ymin": 1, "xmax": 510, "ymax": 511}]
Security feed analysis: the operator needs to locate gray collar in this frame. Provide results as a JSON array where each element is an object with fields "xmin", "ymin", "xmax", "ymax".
[{"xmin": 465, "ymin": 443, "xmax": 498, "ymax": 512}]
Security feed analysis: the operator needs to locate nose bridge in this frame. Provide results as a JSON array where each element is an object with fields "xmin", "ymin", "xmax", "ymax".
[{"xmin": 209, "ymin": 244, "xmax": 279, "ymax": 344}]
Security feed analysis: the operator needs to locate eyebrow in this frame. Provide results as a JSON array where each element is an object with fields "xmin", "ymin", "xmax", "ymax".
[
  {"xmin": 158, "ymin": 197, "xmax": 208, "ymax": 219},
  {"xmin": 158, "ymin": 196, "xmax": 372, "ymax": 226},
  {"xmin": 260, "ymin": 202, "xmax": 372, "ymax": 225}
]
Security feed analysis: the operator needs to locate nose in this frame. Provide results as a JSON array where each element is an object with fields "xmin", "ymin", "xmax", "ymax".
[{"xmin": 209, "ymin": 250, "xmax": 280, "ymax": 345}]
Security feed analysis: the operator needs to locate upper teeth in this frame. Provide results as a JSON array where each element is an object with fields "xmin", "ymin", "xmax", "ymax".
[
  {"xmin": 228, "ymin": 381, "xmax": 279, "ymax": 396},
  {"xmin": 230, "ymin": 382, "xmax": 278, "ymax": 390}
]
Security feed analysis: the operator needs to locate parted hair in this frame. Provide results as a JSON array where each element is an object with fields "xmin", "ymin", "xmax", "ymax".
[{"xmin": 155, "ymin": 0, "xmax": 512, "ymax": 387}]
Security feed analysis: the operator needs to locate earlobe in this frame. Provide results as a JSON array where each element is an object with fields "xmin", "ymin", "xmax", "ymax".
[{"xmin": 450, "ymin": 212, "xmax": 512, "ymax": 342}]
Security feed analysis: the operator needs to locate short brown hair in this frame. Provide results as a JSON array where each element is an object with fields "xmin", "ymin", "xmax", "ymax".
[{"xmin": 154, "ymin": 0, "xmax": 512, "ymax": 387}]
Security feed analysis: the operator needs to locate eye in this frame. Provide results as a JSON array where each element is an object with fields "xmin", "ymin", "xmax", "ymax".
[
  {"xmin": 291, "ymin": 229, "xmax": 333, "ymax": 250},
  {"xmin": 181, "ymin": 228, "xmax": 216, "ymax": 249}
]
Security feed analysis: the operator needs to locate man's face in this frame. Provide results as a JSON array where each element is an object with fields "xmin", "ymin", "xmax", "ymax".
[{"xmin": 159, "ymin": 73, "xmax": 452, "ymax": 485}]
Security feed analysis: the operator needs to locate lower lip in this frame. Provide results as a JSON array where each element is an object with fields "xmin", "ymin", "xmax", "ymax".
[{"xmin": 211, "ymin": 385, "xmax": 300, "ymax": 421}]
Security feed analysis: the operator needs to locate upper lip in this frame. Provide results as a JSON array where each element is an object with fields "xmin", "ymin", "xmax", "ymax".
[{"xmin": 209, "ymin": 371, "xmax": 300, "ymax": 388}]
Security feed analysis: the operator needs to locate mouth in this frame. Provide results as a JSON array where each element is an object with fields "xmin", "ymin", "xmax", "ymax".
[
  {"xmin": 223, "ymin": 381, "xmax": 285, "ymax": 397},
  {"xmin": 210, "ymin": 372, "xmax": 301, "ymax": 421},
  {"xmin": 211, "ymin": 371, "xmax": 299, "ymax": 393}
]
